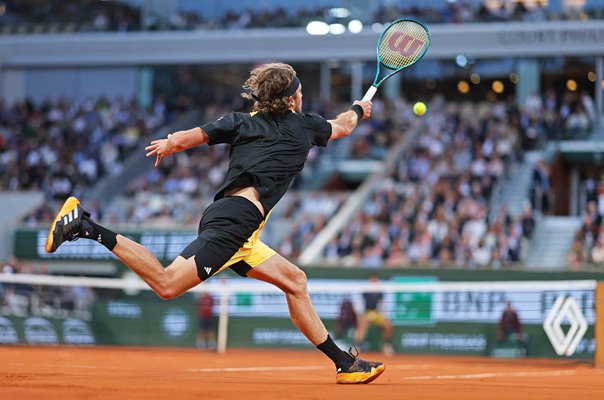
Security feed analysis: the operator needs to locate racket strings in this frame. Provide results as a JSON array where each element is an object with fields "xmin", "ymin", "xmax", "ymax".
[{"xmin": 378, "ymin": 21, "xmax": 429, "ymax": 70}]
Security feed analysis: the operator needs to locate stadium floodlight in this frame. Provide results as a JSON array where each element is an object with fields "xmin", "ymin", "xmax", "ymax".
[
  {"xmin": 329, "ymin": 23, "xmax": 346, "ymax": 35},
  {"xmin": 456, "ymin": 54, "xmax": 468, "ymax": 68},
  {"xmin": 328, "ymin": 7, "xmax": 350, "ymax": 19},
  {"xmin": 371, "ymin": 23, "xmax": 384, "ymax": 33},
  {"xmin": 306, "ymin": 21, "xmax": 329, "ymax": 35},
  {"xmin": 348, "ymin": 20, "xmax": 363, "ymax": 34}
]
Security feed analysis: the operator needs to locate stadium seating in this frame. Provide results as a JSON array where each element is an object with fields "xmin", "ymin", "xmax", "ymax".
[
  {"xmin": 1, "ymin": 0, "xmax": 602, "ymax": 35},
  {"xmin": 13, "ymin": 84, "xmax": 592, "ymax": 270},
  {"xmin": 0, "ymin": 96, "xmax": 166, "ymax": 224}
]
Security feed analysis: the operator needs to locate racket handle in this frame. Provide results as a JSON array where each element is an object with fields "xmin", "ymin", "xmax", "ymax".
[{"xmin": 361, "ymin": 86, "xmax": 378, "ymax": 102}]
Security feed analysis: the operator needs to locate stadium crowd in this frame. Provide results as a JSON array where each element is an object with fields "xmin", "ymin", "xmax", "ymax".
[
  {"xmin": 0, "ymin": 96, "xmax": 165, "ymax": 193},
  {"xmin": 2, "ymin": 0, "xmax": 603, "ymax": 34},
  {"xmin": 11, "ymin": 83, "xmax": 597, "ymax": 270},
  {"xmin": 0, "ymin": 96, "xmax": 166, "ymax": 224},
  {"xmin": 314, "ymin": 96, "xmax": 536, "ymax": 268}
]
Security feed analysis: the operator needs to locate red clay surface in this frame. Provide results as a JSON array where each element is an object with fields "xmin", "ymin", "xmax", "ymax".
[{"xmin": 1, "ymin": 346, "xmax": 603, "ymax": 400}]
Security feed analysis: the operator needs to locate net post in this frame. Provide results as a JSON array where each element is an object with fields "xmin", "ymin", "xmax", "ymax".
[
  {"xmin": 216, "ymin": 284, "xmax": 230, "ymax": 354},
  {"xmin": 597, "ymin": 281, "xmax": 604, "ymax": 368}
]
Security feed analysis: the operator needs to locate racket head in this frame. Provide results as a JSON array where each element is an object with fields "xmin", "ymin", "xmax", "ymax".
[{"xmin": 372, "ymin": 18, "xmax": 430, "ymax": 86}]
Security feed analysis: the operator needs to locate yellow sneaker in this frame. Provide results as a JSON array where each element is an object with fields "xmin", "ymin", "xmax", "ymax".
[
  {"xmin": 45, "ymin": 197, "xmax": 89, "ymax": 253},
  {"xmin": 336, "ymin": 356, "xmax": 385, "ymax": 384}
]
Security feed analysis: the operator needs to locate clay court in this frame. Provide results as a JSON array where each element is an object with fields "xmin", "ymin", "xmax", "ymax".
[{"xmin": 1, "ymin": 346, "xmax": 603, "ymax": 400}]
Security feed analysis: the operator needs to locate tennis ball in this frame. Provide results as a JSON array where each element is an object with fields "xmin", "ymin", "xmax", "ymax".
[{"xmin": 413, "ymin": 102, "xmax": 426, "ymax": 116}]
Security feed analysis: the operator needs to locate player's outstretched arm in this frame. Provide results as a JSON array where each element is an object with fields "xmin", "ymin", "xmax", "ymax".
[
  {"xmin": 328, "ymin": 100, "xmax": 372, "ymax": 141},
  {"xmin": 145, "ymin": 127, "xmax": 209, "ymax": 167}
]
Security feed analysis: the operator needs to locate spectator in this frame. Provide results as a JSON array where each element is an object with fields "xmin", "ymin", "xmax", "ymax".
[
  {"xmin": 565, "ymin": 103, "xmax": 591, "ymax": 138},
  {"xmin": 521, "ymin": 205, "xmax": 536, "ymax": 239},
  {"xmin": 472, "ymin": 239, "xmax": 491, "ymax": 268},
  {"xmin": 335, "ymin": 298, "xmax": 357, "ymax": 342},
  {"xmin": 567, "ymin": 236, "xmax": 586, "ymax": 271},
  {"xmin": 590, "ymin": 239, "xmax": 604, "ymax": 266},
  {"xmin": 196, "ymin": 292, "xmax": 216, "ymax": 350},
  {"xmin": 531, "ymin": 159, "xmax": 551, "ymax": 214},
  {"xmin": 496, "ymin": 301, "xmax": 527, "ymax": 355}
]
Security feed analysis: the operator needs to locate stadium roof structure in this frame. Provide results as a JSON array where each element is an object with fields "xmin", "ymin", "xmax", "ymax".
[{"xmin": 0, "ymin": 21, "xmax": 603, "ymax": 67}]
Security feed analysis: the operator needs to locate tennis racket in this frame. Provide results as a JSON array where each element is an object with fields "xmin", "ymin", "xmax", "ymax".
[{"xmin": 362, "ymin": 18, "xmax": 431, "ymax": 101}]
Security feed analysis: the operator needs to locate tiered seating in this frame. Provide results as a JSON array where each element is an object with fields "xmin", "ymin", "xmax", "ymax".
[
  {"xmin": 2, "ymin": 97, "xmax": 165, "ymax": 224},
  {"xmin": 317, "ymin": 99, "xmax": 533, "ymax": 268},
  {"xmin": 2, "ymin": 1, "xmax": 602, "ymax": 35}
]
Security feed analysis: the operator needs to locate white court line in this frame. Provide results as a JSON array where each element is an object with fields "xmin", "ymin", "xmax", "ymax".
[
  {"xmin": 187, "ymin": 366, "xmax": 326, "ymax": 373},
  {"xmin": 9, "ymin": 362, "xmax": 101, "ymax": 369},
  {"xmin": 8, "ymin": 362, "xmax": 326, "ymax": 373},
  {"xmin": 405, "ymin": 370, "xmax": 577, "ymax": 380},
  {"xmin": 392, "ymin": 364, "xmax": 448, "ymax": 370}
]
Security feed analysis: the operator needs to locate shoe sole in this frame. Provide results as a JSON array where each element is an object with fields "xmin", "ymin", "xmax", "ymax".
[
  {"xmin": 336, "ymin": 364, "xmax": 385, "ymax": 384},
  {"xmin": 45, "ymin": 197, "xmax": 80, "ymax": 253}
]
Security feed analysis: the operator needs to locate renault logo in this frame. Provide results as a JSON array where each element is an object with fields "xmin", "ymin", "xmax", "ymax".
[{"xmin": 543, "ymin": 296, "xmax": 588, "ymax": 356}]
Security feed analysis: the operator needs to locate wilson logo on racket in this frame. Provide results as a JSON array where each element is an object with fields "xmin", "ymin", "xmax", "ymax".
[
  {"xmin": 361, "ymin": 19, "xmax": 431, "ymax": 102},
  {"xmin": 388, "ymin": 33, "xmax": 425, "ymax": 57}
]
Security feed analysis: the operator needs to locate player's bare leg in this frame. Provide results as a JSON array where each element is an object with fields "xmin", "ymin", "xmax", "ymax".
[
  {"xmin": 247, "ymin": 253, "xmax": 327, "ymax": 344},
  {"xmin": 46, "ymin": 197, "xmax": 201, "ymax": 299},
  {"xmin": 47, "ymin": 197, "xmax": 384, "ymax": 383},
  {"xmin": 111, "ymin": 235, "xmax": 201, "ymax": 299},
  {"xmin": 248, "ymin": 253, "xmax": 385, "ymax": 384}
]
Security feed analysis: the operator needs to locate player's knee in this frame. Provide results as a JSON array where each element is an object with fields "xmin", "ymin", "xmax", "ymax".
[{"xmin": 289, "ymin": 267, "xmax": 308, "ymax": 296}]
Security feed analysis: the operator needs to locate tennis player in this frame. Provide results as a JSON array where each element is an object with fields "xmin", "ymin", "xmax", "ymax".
[
  {"xmin": 46, "ymin": 63, "xmax": 384, "ymax": 384},
  {"xmin": 355, "ymin": 274, "xmax": 394, "ymax": 356}
]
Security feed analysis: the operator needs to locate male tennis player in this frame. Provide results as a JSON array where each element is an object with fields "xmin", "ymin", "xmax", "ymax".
[
  {"xmin": 355, "ymin": 274, "xmax": 394, "ymax": 356},
  {"xmin": 46, "ymin": 63, "xmax": 384, "ymax": 384}
]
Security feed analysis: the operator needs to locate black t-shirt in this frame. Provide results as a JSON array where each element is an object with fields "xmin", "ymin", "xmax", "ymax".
[
  {"xmin": 363, "ymin": 292, "xmax": 383, "ymax": 311},
  {"xmin": 201, "ymin": 111, "xmax": 332, "ymax": 213}
]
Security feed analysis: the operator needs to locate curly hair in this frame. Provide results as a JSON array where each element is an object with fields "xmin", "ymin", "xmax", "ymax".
[{"xmin": 241, "ymin": 63, "xmax": 297, "ymax": 118}]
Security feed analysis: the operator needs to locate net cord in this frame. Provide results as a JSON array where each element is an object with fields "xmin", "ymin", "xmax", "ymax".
[{"xmin": 0, "ymin": 273, "xmax": 597, "ymax": 294}]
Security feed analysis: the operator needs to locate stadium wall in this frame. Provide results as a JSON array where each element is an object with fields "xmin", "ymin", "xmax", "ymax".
[{"xmin": 0, "ymin": 67, "xmax": 139, "ymax": 104}]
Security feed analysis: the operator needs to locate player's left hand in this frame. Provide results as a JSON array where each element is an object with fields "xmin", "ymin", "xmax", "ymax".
[{"xmin": 145, "ymin": 135, "xmax": 174, "ymax": 167}]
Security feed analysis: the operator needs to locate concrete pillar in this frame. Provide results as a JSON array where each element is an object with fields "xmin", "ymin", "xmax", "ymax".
[
  {"xmin": 320, "ymin": 62, "xmax": 331, "ymax": 105},
  {"xmin": 597, "ymin": 282, "xmax": 604, "ymax": 369},
  {"xmin": 516, "ymin": 59, "xmax": 540, "ymax": 110},
  {"xmin": 596, "ymin": 56, "xmax": 603, "ymax": 128},
  {"xmin": 570, "ymin": 167, "xmax": 579, "ymax": 216},
  {"xmin": 350, "ymin": 62, "xmax": 363, "ymax": 102},
  {"xmin": 383, "ymin": 72, "xmax": 402, "ymax": 102},
  {"xmin": 0, "ymin": 68, "xmax": 25, "ymax": 105},
  {"xmin": 138, "ymin": 67, "xmax": 153, "ymax": 109}
]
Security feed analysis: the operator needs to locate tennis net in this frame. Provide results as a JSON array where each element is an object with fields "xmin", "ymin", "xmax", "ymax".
[{"xmin": 0, "ymin": 273, "xmax": 600, "ymax": 364}]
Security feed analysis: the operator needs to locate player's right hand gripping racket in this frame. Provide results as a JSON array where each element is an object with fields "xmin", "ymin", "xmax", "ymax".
[{"xmin": 362, "ymin": 19, "xmax": 431, "ymax": 101}]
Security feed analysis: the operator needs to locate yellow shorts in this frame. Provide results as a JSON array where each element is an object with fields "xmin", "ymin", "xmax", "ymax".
[
  {"xmin": 218, "ymin": 210, "xmax": 276, "ymax": 274},
  {"xmin": 365, "ymin": 310, "xmax": 386, "ymax": 326},
  {"xmin": 181, "ymin": 197, "xmax": 276, "ymax": 280}
]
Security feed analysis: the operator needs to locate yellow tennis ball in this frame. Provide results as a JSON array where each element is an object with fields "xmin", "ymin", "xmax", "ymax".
[{"xmin": 413, "ymin": 102, "xmax": 426, "ymax": 116}]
